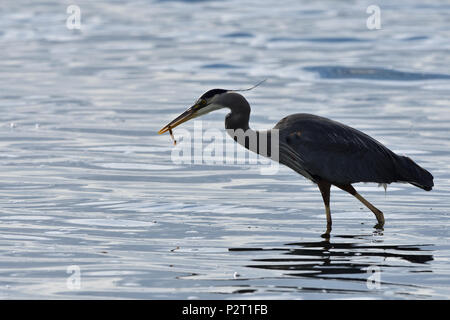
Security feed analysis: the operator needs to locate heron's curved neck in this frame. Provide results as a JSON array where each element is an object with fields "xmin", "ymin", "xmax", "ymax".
[
  {"xmin": 225, "ymin": 104, "xmax": 272, "ymax": 157},
  {"xmin": 225, "ymin": 103, "xmax": 251, "ymax": 132}
]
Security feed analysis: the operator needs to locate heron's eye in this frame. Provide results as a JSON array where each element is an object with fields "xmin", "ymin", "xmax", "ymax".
[{"xmin": 195, "ymin": 99, "xmax": 207, "ymax": 108}]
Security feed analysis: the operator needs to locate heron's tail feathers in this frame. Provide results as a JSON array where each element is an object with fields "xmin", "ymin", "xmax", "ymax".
[{"xmin": 396, "ymin": 156, "xmax": 434, "ymax": 191}]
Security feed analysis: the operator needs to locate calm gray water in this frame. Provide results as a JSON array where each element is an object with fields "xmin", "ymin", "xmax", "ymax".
[{"xmin": 0, "ymin": 0, "xmax": 449, "ymax": 299}]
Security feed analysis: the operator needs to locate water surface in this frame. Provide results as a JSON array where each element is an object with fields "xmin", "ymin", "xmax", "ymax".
[{"xmin": 0, "ymin": 0, "xmax": 449, "ymax": 299}]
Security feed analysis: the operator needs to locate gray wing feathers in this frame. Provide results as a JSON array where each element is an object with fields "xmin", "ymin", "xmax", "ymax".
[{"xmin": 274, "ymin": 114, "xmax": 399, "ymax": 184}]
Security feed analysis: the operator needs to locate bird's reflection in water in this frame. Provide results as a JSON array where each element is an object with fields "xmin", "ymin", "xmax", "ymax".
[{"xmin": 229, "ymin": 232, "xmax": 433, "ymax": 288}]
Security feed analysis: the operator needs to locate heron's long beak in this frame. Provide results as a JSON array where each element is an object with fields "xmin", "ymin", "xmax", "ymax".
[{"xmin": 158, "ymin": 105, "xmax": 198, "ymax": 134}]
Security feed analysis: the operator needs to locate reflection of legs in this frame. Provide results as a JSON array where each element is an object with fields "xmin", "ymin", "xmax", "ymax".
[
  {"xmin": 336, "ymin": 184, "xmax": 385, "ymax": 227},
  {"xmin": 318, "ymin": 181, "xmax": 332, "ymax": 226}
]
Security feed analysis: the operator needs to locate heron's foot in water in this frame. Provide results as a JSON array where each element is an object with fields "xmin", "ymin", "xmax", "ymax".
[
  {"xmin": 374, "ymin": 222, "xmax": 384, "ymax": 231},
  {"xmin": 320, "ymin": 223, "xmax": 332, "ymax": 239},
  {"xmin": 373, "ymin": 211, "xmax": 385, "ymax": 227}
]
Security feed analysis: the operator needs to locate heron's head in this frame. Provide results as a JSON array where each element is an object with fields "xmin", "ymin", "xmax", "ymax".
[{"xmin": 158, "ymin": 88, "xmax": 231, "ymax": 134}]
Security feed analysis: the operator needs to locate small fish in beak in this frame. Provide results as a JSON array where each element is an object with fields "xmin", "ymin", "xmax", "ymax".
[
  {"xmin": 158, "ymin": 106, "xmax": 196, "ymax": 135},
  {"xmin": 158, "ymin": 104, "xmax": 199, "ymax": 146},
  {"xmin": 168, "ymin": 126, "xmax": 176, "ymax": 145}
]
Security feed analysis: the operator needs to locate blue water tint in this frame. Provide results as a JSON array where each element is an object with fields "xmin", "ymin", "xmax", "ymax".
[
  {"xmin": 304, "ymin": 66, "xmax": 450, "ymax": 81},
  {"xmin": 402, "ymin": 36, "xmax": 428, "ymax": 41},
  {"xmin": 201, "ymin": 63, "xmax": 240, "ymax": 69},
  {"xmin": 223, "ymin": 32, "xmax": 254, "ymax": 38},
  {"xmin": 270, "ymin": 37, "xmax": 367, "ymax": 43},
  {"xmin": 0, "ymin": 0, "xmax": 449, "ymax": 299}
]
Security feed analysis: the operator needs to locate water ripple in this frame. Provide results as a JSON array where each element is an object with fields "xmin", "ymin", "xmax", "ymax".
[{"xmin": 304, "ymin": 66, "xmax": 450, "ymax": 81}]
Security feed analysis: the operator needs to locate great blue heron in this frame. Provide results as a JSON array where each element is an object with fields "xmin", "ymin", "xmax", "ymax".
[{"xmin": 158, "ymin": 87, "xmax": 434, "ymax": 233}]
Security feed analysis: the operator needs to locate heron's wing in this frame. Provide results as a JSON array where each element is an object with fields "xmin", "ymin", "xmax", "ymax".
[{"xmin": 274, "ymin": 114, "xmax": 399, "ymax": 184}]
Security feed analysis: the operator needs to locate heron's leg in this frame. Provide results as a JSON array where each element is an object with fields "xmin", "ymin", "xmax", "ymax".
[
  {"xmin": 317, "ymin": 181, "xmax": 332, "ymax": 226},
  {"xmin": 336, "ymin": 184, "xmax": 385, "ymax": 227}
]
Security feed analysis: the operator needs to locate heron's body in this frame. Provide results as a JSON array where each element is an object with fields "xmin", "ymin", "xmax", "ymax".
[
  {"xmin": 159, "ymin": 89, "xmax": 434, "ymax": 234},
  {"xmin": 274, "ymin": 113, "xmax": 433, "ymax": 190}
]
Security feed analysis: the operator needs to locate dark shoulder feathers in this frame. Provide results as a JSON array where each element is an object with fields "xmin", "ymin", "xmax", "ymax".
[{"xmin": 273, "ymin": 113, "xmax": 432, "ymax": 188}]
